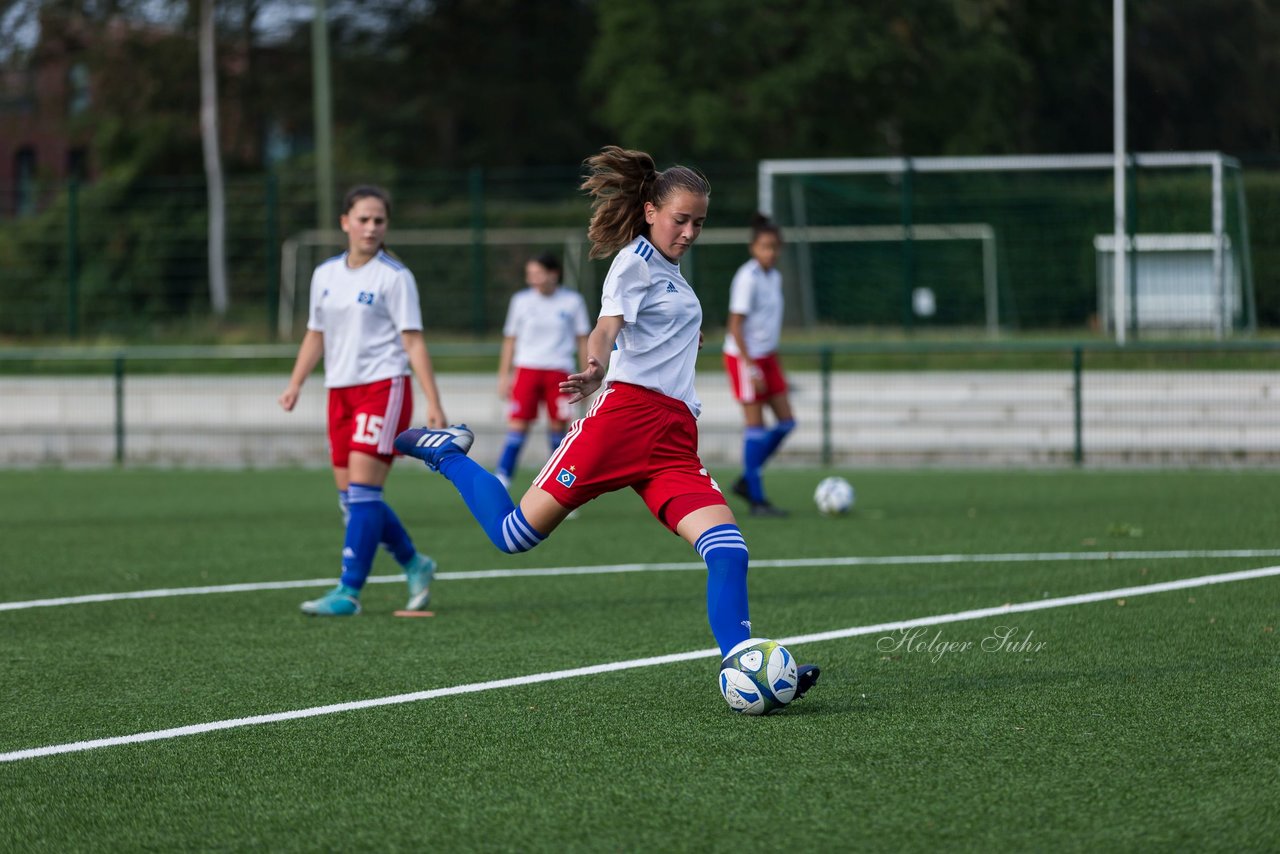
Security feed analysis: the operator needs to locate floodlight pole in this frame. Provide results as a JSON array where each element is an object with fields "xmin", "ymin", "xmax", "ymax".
[
  {"xmin": 1112, "ymin": 0, "xmax": 1127, "ymax": 344},
  {"xmin": 312, "ymin": 0, "xmax": 335, "ymax": 232}
]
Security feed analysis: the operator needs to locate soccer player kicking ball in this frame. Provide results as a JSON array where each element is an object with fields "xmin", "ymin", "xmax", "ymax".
[{"xmin": 395, "ymin": 147, "xmax": 819, "ymax": 707}]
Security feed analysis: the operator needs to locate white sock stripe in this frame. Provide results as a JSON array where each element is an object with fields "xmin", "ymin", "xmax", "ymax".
[
  {"xmin": 509, "ymin": 511, "xmax": 542, "ymax": 544},
  {"xmin": 698, "ymin": 542, "xmax": 749, "ymax": 559},
  {"xmin": 697, "ymin": 534, "xmax": 747, "ymax": 553},
  {"xmin": 697, "ymin": 534, "xmax": 747, "ymax": 555},
  {"xmin": 501, "ymin": 519, "xmax": 535, "ymax": 553},
  {"xmin": 696, "ymin": 530, "xmax": 746, "ymax": 549}
]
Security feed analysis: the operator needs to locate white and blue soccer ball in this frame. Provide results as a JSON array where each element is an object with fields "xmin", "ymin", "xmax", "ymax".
[
  {"xmin": 718, "ymin": 637, "xmax": 798, "ymax": 715},
  {"xmin": 814, "ymin": 476, "xmax": 855, "ymax": 515}
]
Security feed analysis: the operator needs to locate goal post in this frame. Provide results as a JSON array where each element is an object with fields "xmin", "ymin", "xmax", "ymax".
[{"xmin": 758, "ymin": 152, "xmax": 1255, "ymax": 336}]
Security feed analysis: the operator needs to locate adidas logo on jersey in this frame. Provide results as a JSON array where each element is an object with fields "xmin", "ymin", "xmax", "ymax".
[{"xmin": 665, "ymin": 281, "xmax": 677, "ymax": 293}]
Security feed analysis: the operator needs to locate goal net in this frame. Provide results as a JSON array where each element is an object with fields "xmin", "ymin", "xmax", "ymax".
[{"xmin": 759, "ymin": 153, "xmax": 1255, "ymax": 337}]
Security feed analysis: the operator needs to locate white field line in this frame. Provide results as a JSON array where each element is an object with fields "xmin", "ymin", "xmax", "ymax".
[
  {"xmin": 4, "ymin": 548, "xmax": 1280, "ymax": 613},
  {"xmin": 3, "ymin": 563, "xmax": 1278, "ymax": 764}
]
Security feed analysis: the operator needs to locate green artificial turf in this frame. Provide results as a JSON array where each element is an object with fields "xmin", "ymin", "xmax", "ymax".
[{"xmin": 1, "ymin": 467, "xmax": 1277, "ymax": 851}]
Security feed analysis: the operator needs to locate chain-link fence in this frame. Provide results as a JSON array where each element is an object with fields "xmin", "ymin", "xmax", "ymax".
[{"xmin": 3, "ymin": 160, "xmax": 1279, "ymax": 342}]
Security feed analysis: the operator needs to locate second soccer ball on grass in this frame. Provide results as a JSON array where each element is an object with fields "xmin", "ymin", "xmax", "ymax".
[{"xmin": 814, "ymin": 476, "xmax": 855, "ymax": 515}]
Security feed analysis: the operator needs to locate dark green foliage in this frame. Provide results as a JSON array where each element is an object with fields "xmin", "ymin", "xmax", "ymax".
[{"xmin": 4, "ymin": 0, "xmax": 1280, "ymax": 339}]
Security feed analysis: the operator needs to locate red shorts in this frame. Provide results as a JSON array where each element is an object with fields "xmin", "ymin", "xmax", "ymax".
[
  {"xmin": 327, "ymin": 376, "xmax": 413, "ymax": 467},
  {"xmin": 724, "ymin": 352, "xmax": 787, "ymax": 404},
  {"xmin": 508, "ymin": 367, "xmax": 573, "ymax": 423},
  {"xmin": 532, "ymin": 382, "xmax": 727, "ymax": 531}
]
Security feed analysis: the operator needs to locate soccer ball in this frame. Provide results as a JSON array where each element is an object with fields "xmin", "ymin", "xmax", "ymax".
[
  {"xmin": 814, "ymin": 476, "xmax": 855, "ymax": 515},
  {"xmin": 718, "ymin": 637, "xmax": 798, "ymax": 715}
]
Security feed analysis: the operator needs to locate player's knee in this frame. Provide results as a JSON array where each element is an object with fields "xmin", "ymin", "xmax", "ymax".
[{"xmin": 776, "ymin": 418, "xmax": 796, "ymax": 435}]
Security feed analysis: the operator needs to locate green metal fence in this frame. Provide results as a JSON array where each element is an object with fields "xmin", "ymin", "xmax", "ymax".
[
  {"xmin": 2, "ymin": 341, "xmax": 1277, "ymax": 469},
  {"xmin": 3, "ymin": 163, "xmax": 1279, "ymax": 342}
]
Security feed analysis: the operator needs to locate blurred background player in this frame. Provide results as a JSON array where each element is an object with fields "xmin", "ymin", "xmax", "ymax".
[
  {"xmin": 723, "ymin": 213, "xmax": 796, "ymax": 517},
  {"xmin": 279, "ymin": 185, "xmax": 448, "ymax": 616},
  {"xmin": 494, "ymin": 253, "xmax": 590, "ymax": 489},
  {"xmin": 394, "ymin": 146, "xmax": 819, "ymax": 701}
]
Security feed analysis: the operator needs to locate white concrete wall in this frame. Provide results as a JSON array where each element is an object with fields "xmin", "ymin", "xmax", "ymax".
[{"xmin": 2, "ymin": 370, "xmax": 1278, "ymax": 467}]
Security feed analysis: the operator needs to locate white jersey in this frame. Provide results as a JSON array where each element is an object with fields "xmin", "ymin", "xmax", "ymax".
[
  {"xmin": 306, "ymin": 250, "xmax": 423, "ymax": 388},
  {"xmin": 502, "ymin": 286, "xmax": 591, "ymax": 372},
  {"xmin": 722, "ymin": 258, "xmax": 784, "ymax": 358},
  {"xmin": 599, "ymin": 235, "xmax": 703, "ymax": 417}
]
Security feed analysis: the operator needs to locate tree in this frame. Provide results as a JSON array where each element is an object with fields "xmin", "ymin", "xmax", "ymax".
[
  {"xmin": 199, "ymin": 0, "xmax": 228, "ymax": 316},
  {"xmin": 319, "ymin": 0, "xmax": 599, "ymax": 169},
  {"xmin": 583, "ymin": 0, "xmax": 1031, "ymax": 163}
]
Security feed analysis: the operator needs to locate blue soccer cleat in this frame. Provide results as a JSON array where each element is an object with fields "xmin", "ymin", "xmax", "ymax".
[
  {"xmin": 394, "ymin": 424, "xmax": 475, "ymax": 471},
  {"xmin": 403, "ymin": 553, "xmax": 436, "ymax": 611},
  {"xmin": 794, "ymin": 664, "xmax": 821, "ymax": 700},
  {"xmin": 300, "ymin": 584, "xmax": 361, "ymax": 616}
]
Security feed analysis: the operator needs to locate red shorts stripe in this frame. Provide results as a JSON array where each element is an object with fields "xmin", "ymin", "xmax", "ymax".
[
  {"xmin": 532, "ymin": 382, "xmax": 726, "ymax": 532},
  {"xmin": 508, "ymin": 367, "xmax": 573, "ymax": 423},
  {"xmin": 533, "ymin": 387, "xmax": 611, "ymax": 487},
  {"xmin": 326, "ymin": 376, "xmax": 414, "ymax": 468},
  {"xmin": 377, "ymin": 376, "xmax": 405, "ymax": 455},
  {"xmin": 723, "ymin": 352, "xmax": 787, "ymax": 403}
]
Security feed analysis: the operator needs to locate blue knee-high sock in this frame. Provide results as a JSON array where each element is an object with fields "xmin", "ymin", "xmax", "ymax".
[
  {"xmin": 438, "ymin": 453, "xmax": 546, "ymax": 553},
  {"xmin": 496, "ymin": 430, "xmax": 526, "ymax": 480},
  {"xmin": 742, "ymin": 427, "xmax": 770, "ymax": 503},
  {"xmin": 696, "ymin": 524, "xmax": 751, "ymax": 656},
  {"xmin": 761, "ymin": 418, "xmax": 796, "ymax": 463},
  {"xmin": 380, "ymin": 502, "xmax": 416, "ymax": 566},
  {"xmin": 547, "ymin": 430, "xmax": 566, "ymax": 453},
  {"xmin": 339, "ymin": 483, "xmax": 387, "ymax": 590},
  {"xmin": 342, "ymin": 488, "xmax": 415, "ymax": 566}
]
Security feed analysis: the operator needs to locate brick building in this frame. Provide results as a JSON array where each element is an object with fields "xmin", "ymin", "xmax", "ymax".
[{"xmin": 0, "ymin": 13, "xmax": 96, "ymax": 216}]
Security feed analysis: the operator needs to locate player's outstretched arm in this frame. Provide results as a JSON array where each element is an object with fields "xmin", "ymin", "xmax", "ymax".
[{"xmin": 561, "ymin": 315, "xmax": 623, "ymax": 404}]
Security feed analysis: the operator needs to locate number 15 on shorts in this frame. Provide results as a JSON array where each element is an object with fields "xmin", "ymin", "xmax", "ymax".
[{"xmin": 353, "ymin": 413, "xmax": 384, "ymax": 445}]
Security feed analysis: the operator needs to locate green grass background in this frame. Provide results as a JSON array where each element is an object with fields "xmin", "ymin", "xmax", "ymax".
[{"xmin": 1, "ymin": 467, "xmax": 1277, "ymax": 851}]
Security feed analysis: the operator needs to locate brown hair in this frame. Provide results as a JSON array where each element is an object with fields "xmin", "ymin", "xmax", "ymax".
[
  {"xmin": 342, "ymin": 185, "xmax": 392, "ymax": 217},
  {"xmin": 580, "ymin": 146, "xmax": 710, "ymax": 260}
]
